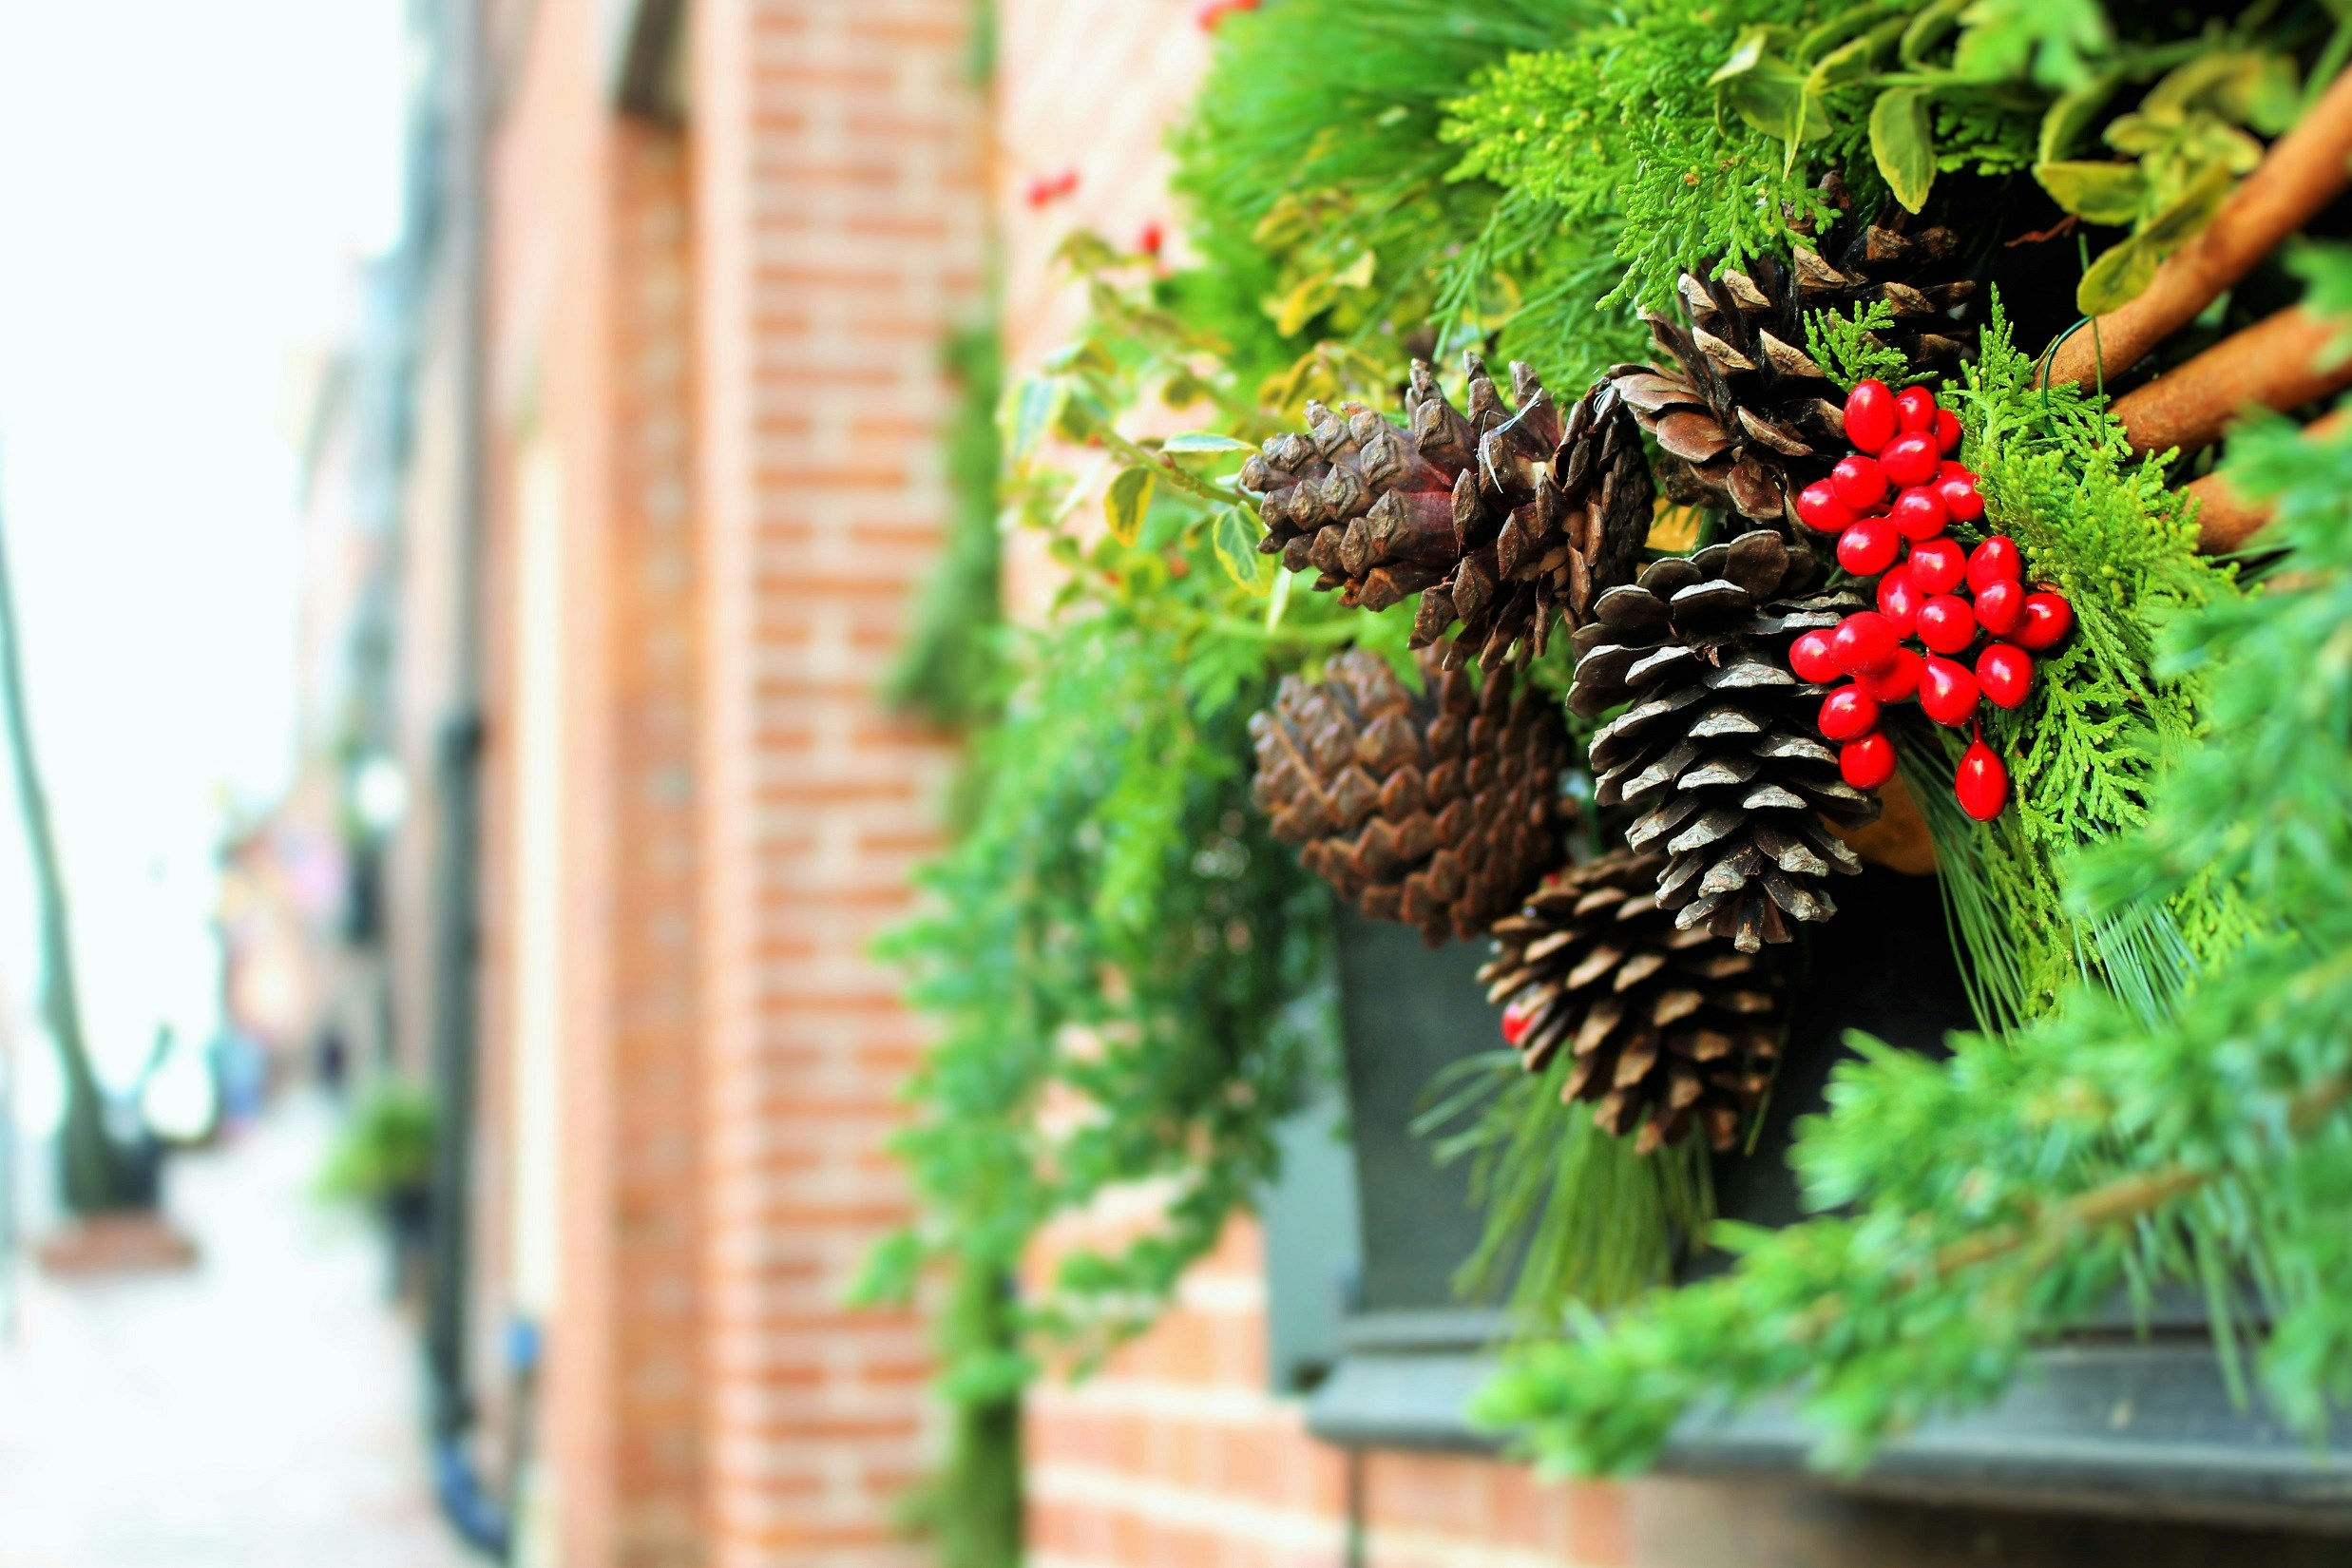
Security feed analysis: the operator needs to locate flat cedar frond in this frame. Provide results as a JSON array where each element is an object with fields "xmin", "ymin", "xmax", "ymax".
[{"xmin": 1475, "ymin": 282, "xmax": 2352, "ymax": 1478}]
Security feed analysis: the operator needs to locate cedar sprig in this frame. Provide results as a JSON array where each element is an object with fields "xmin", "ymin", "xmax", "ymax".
[{"xmin": 1475, "ymin": 392, "xmax": 2352, "ymax": 1474}]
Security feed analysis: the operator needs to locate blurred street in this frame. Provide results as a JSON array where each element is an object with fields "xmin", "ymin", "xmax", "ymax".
[{"xmin": 0, "ymin": 1098, "xmax": 472, "ymax": 1568}]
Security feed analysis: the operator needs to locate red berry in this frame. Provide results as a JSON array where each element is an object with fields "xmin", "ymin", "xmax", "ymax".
[
  {"xmin": 1501, "ymin": 996, "xmax": 1535, "ymax": 1046},
  {"xmin": 1837, "ymin": 516, "xmax": 1900, "ymax": 577},
  {"xmin": 1915, "ymin": 594, "xmax": 1979, "ymax": 656},
  {"xmin": 1819, "ymin": 684, "xmax": 1882, "ymax": 741},
  {"xmin": 1831, "ymin": 611, "xmax": 1902, "ymax": 676},
  {"xmin": 1977, "ymin": 642, "xmax": 2034, "ymax": 709},
  {"xmin": 1895, "ymin": 386, "xmax": 1939, "ymax": 435},
  {"xmin": 1796, "ymin": 479, "xmax": 1854, "ymax": 534},
  {"xmin": 1907, "ymin": 536, "xmax": 1966, "ymax": 596},
  {"xmin": 1858, "ymin": 646, "xmax": 1922, "ymax": 703},
  {"xmin": 1966, "ymin": 536, "xmax": 2023, "ymax": 592},
  {"xmin": 1831, "ymin": 454, "xmax": 1890, "ymax": 509},
  {"xmin": 1938, "ymin": 476, "xmax": 1986, "ymax": 524},
  {"xmin": 1875, "ymin": 563, "xmax": 1924, "ymax": 636},
  {"xmin": 1936, "ymin": 461, "xmax": 1973, "ymax": 485},
  {"xmin": 1841, "ymin": 731, "xmax": 1899, "ymax": 789},
  {"xmin": 1919, "ymin": 656, "xmax": 1980, "ymax": 727},
  {"xmin": 2016, "ymin": 591, "xmax": 2075, "ymax": 651},
  {"xmin": 1934, "ymin": 408, "xmax": 1963, "ymax": 455},
  {"xmin": 1789, "ymin": 627, "xmax": 1842, "ymax": 684},
  {"xmin": 1889, "ymin": 485, "xmax": 1948, "ymax": 541},
  {"xmin": 1957, "ymin": 737, "xmax": 2010, "ymax": 821},
  {"xmin": 1844, "ymin": 380, "xmax": 1897, "ymax": 455},
  {"xmin": 1975, "ymin": 578, "xmax": 2027, "ymax": 637},
  {"xmin": 1883, "ymin": 431, "xmax": 1941, "ymax": 488}
]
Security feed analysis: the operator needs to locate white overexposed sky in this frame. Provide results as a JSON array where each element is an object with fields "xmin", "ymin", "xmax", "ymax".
[{"xmin": 0, "ymin": 0, "xmax": 410, "ymax": 1091}]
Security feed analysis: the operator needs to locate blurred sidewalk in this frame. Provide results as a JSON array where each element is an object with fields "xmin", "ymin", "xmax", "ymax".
[{"xmin": 0, "ymin": 1094, "xmax": 476, "ymax": 1568}]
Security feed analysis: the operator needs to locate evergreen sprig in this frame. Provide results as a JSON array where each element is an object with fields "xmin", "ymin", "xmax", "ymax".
[{"xmin": 1474, "ymin": 332, "xmax": 2352, "ymax": 1478}]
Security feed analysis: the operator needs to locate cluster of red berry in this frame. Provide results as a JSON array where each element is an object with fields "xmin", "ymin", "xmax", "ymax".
[{"xmin": 1788, "ymin": 380, "xmax": 2075, "ymax": 823}]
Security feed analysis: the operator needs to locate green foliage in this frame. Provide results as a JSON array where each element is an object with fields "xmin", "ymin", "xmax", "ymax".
[
  {"xmin": 1440, "ymin": 0, "xmax": 2335, "ymax": 322},
  {"xmin": 1170, "ymin": 0, "xmax": 1648, "ymax": 402},
  {"xmin": 317, "ymin": 1083, "xmax": 435, "ymax": 1201},
  {"xmin": 886, "ymin": 325, "xmax": 1006, "ymax": 729},
  {"xmin": 1473, "ymin": 389, "xmax": 2352, "ymax": 1475},
  {"xmin": 866, "ymin": 242, "xmax": 1389, "ymax": 1431}
]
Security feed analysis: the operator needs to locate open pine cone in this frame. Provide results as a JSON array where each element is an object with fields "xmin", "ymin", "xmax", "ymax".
[
  {"xmin": 1242, "ymin": 354, "xmax": 1652, "ymax": 669},
  {"xmin": 1615, "ymin": 182, "xmax": 1980, "ymax": 528},
  {"xmin": 1249, "ymin": 645, "xmax": 1570, "ymax": 944},
  {"xmin": 1567, "ymin": 529, "xmax": 1875, "ymax": 952},
  {"xmin": 1481, "ymin": 849, "xmax": 1786, "ymax": 1155}
]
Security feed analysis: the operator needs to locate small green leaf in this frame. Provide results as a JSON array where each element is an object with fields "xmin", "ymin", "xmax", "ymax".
[
  {"xmin": 2077, "ymin": 233, "xmax": 2159, "ymax": 315},
  {"xmin": 1007, "ymin": 376, "xmax": 1069, "ymax": 469},
  {"xmin": 1212, "ymin": 507, "xmax": 1272, "ymax": 595},
  {"xmin": 1264, "ymin": 566, "xmax": 1294, "ymax": 631},
  {"xmin": 1332, "ymin": 250, "xmax": 1377, "ymax": 290},
  {"xmin": 2034, "ymin": 161, "xmax": 2148, "ymax": 224},
  {"xmin": 1709, "ymin": 25, "xmax": 1790, "ymax": 85},
  {"xmin": 1871, "ymin": 88, "xmax": 1938, "ymax": 213},
  {"xmin": 1724, "ymin": 58, "xmax": 1833, "ymax": 146},
  {"xmin": 1807, "ymin": 34, "xmax": 1880, "ymax": 95},
  {"xmin": 1161, "ymin": 431, "xmax": 1256, "ymax": 454},
  {"xmin": 2139, "ymin": 160, "xmax": 2237, "ymax": 252},
  {"xmin": 2037, "ymin": 76, "xmax": 2119, "ymax": 164},
  {"xmin": 1898, "ymin": 0, "xmax": 1967, "ymax": 68},
  {"xmin": 1104, "ymin": 467, "xmax": 1155, "ymax": 545}
]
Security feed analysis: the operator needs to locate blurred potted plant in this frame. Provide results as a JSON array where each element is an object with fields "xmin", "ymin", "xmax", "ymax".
[{"xmin": 319, "ymin": 1082, "xmax": 436, "ymax": 1301}]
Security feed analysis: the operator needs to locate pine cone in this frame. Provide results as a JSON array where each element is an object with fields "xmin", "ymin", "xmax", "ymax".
[
  {"xmin": 1480, "ymin": 850, "xmax": 1787, "ymax": 1155},
  {"xmin": 1615, "ymin": 185, "xmax": 1980, "ymax": 527},
  {"xmin": 1241, "ymin": 355, "xmax": 1653, "ymax": 669},
  {"xmin": 1250, "ymin": 645, "xmax": 1571, "ymax": 945},
  {"xmin": 1566, "ymin": 529, "xmax": 1875, "ymax": 952}
]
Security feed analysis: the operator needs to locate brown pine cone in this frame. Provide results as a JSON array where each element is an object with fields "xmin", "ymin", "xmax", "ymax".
[
  {"xmin": 1616, "ymin": 182, "xmax": 1980, "ymax": 527},
  {"xmin": 1249, "ymin": 645, "xmax": 1571, "ymax": 945},
  {"xmin": 1242, "ymin": 354, "xmax": 1653, "ymax": 670},
  {"xmin": 1567, "ymin": 529, "xmax": 1875, "ymax": 953},
  {"xmin": 1479, "ymin": 849, "xmax": 1787, "ymax": 1155}
]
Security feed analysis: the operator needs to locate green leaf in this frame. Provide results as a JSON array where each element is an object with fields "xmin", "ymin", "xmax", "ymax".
[
  {"xmin": 1807, "ymin": 33, "xmax": 1882, "ymax": 95},
  {"xmin": 1007, "ymin": 376, "xmax": 1069, "ymax": 470},
  {"xmin": 2037, "ymin": 75, "xmax": 2120, "ymax": 164},
  {"xmin": 1104, "ymin": 467, "xmax": 1155, "ymax": 545},
  {"xmin": 1708, "ymin": 25, "xmax": 1795, "ymax": 86},
  {"xmin": 1871, "ymin": 89, "xmax": 1939, "ymax": 213},
  {"xmin": 1899, "ymin": 0, "xmax": 1968, "ymax": 69},
  {"xmin": 2139, "ymin": 159, "xmax": 2236, "ymax": 251},
  {"xmin": 1161, "ymin": 431, "xmax": 1256, "ymax": 454},
  {"xmin": 1723, "ymin": 57, "xmax": 1834, "ymax": 147},
  {"xmin": 1212, "ymin": 507, "xmax": 1272, "ymax": 594},
  {"xmin": 2034, "ymin": 160, "xmax": 2148, "ymax": 224},
  {"xmin": 1264, "ymin": 566, "xmax": 1293, "ymax": 631},
  {"xmin": 2077, "ymin": 232, "xmax": 2159, "ymax": 315}
]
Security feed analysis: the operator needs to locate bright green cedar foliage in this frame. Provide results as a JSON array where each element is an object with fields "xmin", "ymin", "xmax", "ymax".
[{"xmin": 1473, "ymin": 260, "xmax": 2352, "ymax": 1479}]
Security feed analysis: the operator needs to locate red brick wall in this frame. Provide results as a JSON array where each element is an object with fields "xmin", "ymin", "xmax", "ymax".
[
  {"xmin": 479, "ymin": 7, "xmax": 706, "ymax": 1565},
  {"xmin": 689, "ymin": 2, "xmax": 986, "ymax": 1562}
]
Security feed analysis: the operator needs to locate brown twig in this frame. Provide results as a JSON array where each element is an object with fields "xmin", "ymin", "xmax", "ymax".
[
  {"xmin": 2044, "ymin": 67, "xmax": 2352, "ymax": 390},
  {"xmin": 2113, "ymin": 307, "xmax": 2352, "ymax": 456}
]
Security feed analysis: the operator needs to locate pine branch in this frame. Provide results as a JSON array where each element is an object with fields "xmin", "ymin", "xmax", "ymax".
[{"xmin": 2043, "ymin": 67, "xmax": 2352, "ymax": 389}]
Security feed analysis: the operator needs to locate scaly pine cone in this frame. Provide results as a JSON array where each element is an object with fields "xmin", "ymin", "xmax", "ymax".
[
  {"xmin": 1480, "ymin": 849, "xmax": 1788, "ymax": 1155},
  {"xmin": 1249, "ymin": 645, "xmax": 1570, "ymax": 945},
  {"xmin": 1567, "ymin": 529, "xmax": 1875, "ymax": 953},
  {"xmin": 1616, "ymin": 182, "xmax": 1980, "ymax": 527},
  {"xmin": 1241, "ymin": 354, "xmax": 1653, "ymax": 669}
]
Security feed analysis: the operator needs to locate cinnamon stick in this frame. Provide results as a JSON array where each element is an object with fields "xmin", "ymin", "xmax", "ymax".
[
  {"xmin": 2184, "ymin": 409, "xmax": 2350, "ymax": 552},
  {"xmin": 2113, "ymin": 306, "xmax": 2352, "ymax": 455},
  {"xmin": 2044, "ymin": 67, "xmax": 2352, "ymax": 390}
]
